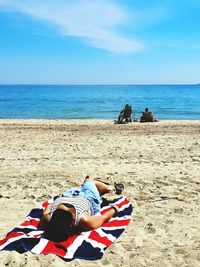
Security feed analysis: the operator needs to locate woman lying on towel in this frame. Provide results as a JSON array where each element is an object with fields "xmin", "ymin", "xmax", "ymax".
[{"xmin": 39, "ymin": 177, "xmax": 121, "ymax": 243}]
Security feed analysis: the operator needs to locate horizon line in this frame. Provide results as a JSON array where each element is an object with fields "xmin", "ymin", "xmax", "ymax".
[{"xmin": 0, "ymin": 83, "xmax": 199, "ymax": 86}]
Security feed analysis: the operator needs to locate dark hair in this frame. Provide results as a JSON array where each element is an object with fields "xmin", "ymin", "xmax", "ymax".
[
  {"xmin": 145, "ymin": 107, "xmax": 149, "ymax": 112},
  {"xmin": 44, "ymin": 209, "xmax": 73, "ymax": 242}
]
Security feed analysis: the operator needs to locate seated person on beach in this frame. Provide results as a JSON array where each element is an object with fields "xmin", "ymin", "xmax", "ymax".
[
  {"xmin": 140, "ymin": 107, "xmax": 158, "ymax": 122},
  {"xmin": 118, "ymin": 104, "xmax": 133, "ymax": 123},
  {"xmin": 39, "ymin": 177, "xmax": 121, "ymax": 242}
]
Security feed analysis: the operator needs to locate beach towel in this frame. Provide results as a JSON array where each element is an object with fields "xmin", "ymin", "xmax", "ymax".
[{"xmin": 0, "ymin": 196, "xmax": 133, "ymax": 261}]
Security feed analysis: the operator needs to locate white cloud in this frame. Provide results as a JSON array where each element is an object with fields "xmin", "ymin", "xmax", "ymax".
[{"xmin": 0, "ymin": 0, "xmax": 145, "ymax": 53}]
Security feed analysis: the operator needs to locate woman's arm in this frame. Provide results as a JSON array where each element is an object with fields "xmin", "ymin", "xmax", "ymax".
[
  {"xmin": 79, "ymin": 205, "xmax": 119, "ymax": 231},
  {"xmin": 39, "ymin": 204, "xmax": 51, "ymax": 229}
]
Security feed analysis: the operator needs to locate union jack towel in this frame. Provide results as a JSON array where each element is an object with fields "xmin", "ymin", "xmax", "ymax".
[{"xmin": 0, "ymin": 196, "xmax": 133, "ymax": 261}]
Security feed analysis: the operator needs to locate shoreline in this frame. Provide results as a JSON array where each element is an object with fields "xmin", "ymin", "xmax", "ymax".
[
  {"xmin": 1, "ymin": 119, "xmax": 200, "ymax": 135},
  {"xmin": 1, "ymin": 118, "xmax": 200, "ymax": 123},
  {"xmin": 0, "ymin": 120, "xmax": 200, "ymax": 266},
  {"xmin": 1, "ymin": 119, "xmax": 200, "ymax": 127}
]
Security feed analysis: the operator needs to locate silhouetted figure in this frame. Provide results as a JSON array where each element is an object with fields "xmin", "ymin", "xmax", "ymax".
[
  {"xmin": 118, "ymin": 104, "xmax": 134, "ymax": 123},
  {"xmin": 140, "ymin": 108, "xmax": 158, "ymax": 122}
]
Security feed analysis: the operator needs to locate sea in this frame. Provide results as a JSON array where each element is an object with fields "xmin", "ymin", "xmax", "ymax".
[{"xmin": 0, "ymin": 84, "xmax": 200, "ymax": 120}]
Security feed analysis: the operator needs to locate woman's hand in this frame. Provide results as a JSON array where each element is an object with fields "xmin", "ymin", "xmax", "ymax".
[
  {"xmin": 39, "ymin": 204, "xmax": 51, "ymax": 229},
  {"xmin": 43, "ymin": 204, "xmax": 51, "ymax": 216}
]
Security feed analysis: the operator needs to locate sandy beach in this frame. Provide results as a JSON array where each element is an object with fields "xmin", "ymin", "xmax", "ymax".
[{"xmin": 0, "ymin": 120, "xmax": 200, "ymax": 267}]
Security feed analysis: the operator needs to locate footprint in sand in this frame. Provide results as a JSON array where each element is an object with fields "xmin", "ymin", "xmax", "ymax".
[{"xmin": 145, "ymin": 223, "xmax": 157, "ymax": 234}]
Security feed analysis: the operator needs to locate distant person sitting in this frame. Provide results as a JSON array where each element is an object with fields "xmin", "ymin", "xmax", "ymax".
[
  {"xmin": 118, "ymin": 104, "xmax": 133, "ymax": 123},
  {"xmin": 140, "ymin": 107, "xmax": 158, "ymax": 123}
]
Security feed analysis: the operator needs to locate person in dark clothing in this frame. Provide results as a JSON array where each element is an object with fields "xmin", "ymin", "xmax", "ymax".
[
  {"xmin": 140, "ymin": 108, "xmax": 158, "ymax": 122},
  {"xmin": 118, "ymin": 104, "xmax": 133, "ymax": 123}
]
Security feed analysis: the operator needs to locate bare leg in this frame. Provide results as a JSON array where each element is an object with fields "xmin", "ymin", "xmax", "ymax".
[
  {"xmin": 118, "ymin": 114, "xmax": 124, "ymax": 123},
  {"xmin": 120, "ymin": 115, "xmax": 124, "ymax": 123},
  {"xmin": 92, "ymin": 180, "xmax": 113, "ymax": 195},
  {"xmin": 84, "ymin": 176, "xmax": 113, "ymax": 195}
]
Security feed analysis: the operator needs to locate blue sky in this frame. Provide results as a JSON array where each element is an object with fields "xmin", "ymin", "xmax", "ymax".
[{"xmin": 0, "ymin": 0, "xmax": 200, "ymax": 84}]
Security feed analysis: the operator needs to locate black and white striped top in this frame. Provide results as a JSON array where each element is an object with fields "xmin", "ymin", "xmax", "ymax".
[{"xmin": 50, "ymin": 196, "xmax": 93, "ymax": 227}]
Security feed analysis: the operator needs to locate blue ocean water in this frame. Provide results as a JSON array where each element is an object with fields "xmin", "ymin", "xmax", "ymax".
[{"xmin": 0, "ymin": 84, "xmax": 200, "ymax": 120}]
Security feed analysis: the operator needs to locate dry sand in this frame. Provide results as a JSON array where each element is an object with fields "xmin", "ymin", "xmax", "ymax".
[{"xmin": 0, "ymin": 120, "xmax": 200, "ymax": 267}]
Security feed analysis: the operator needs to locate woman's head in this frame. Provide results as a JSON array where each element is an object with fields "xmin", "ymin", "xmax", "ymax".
[{"xmin": 45, "ymin": 209, "xmax": 73, "ymax": 242}]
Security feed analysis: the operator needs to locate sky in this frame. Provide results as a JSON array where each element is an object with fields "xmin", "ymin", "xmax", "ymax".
[{"xmin": 0, "ymin": 0, "xmax": 200, "ymax": 84}]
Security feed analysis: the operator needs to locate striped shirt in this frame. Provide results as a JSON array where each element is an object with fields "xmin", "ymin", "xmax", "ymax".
[{"xmin": 50, "ymin": 196, "xmax": 93, "ymax": 227}]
